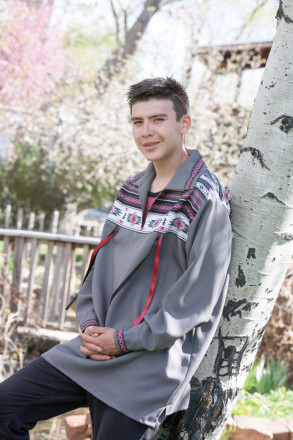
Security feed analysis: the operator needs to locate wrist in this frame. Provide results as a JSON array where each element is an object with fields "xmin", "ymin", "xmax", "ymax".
[
  {"xmin": 80, "ymin": 319, "xmax": 100, "ymax": 332},
  {"xmin": 114, "ymin": 328, "xmax": 129, "ymax": 354}
]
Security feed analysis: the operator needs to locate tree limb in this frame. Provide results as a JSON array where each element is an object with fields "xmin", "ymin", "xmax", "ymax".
[{"xmin": 94, "ymin": 0, "xmax": 168, "ymax": 96}]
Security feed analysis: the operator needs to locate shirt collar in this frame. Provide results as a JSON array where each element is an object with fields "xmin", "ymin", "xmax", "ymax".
[{"xmin": 134, "ymin": 149, "xmax": 205, "ymax": 191}]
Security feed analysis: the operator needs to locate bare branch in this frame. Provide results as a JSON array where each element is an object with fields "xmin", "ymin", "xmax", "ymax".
[
  {"xmin": 94, "ymin": 0, "xmax": 171, "ymax": 96},
  {"xmin": 109, "ymin": 0, "xmax": 121, "ymax": 46}
]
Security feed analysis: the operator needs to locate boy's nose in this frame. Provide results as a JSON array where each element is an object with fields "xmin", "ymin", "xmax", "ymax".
[{"xmin": 141, "ymin": 121, "xmax": 154, "ymax": 136}]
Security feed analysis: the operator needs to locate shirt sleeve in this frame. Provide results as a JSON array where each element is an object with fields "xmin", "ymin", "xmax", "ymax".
[
  {"xmin": 76, "ymin": 268, "xmax": 100, "ymax": 331},
  {"xmin": 118, "ymin": 197, "xmax": 232, "ymax": 352}
]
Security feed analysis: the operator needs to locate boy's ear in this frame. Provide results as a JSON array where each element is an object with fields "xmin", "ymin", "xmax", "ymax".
[{"xmin": 181, "ymin": 115, "xmax": 191, "ymax": 134}]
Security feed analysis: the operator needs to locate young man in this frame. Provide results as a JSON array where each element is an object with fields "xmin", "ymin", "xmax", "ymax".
[{"xmin": 0, "ymin": 77, "xmax": 232, "ymax": 440}]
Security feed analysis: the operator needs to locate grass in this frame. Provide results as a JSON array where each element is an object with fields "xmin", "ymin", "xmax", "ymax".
[
  {"xmin": 220, "ymin": 359, "xmax": 292, "ymax": 438},
  {"xmin": 232, "ymin": 386, "xmax": 293, "ymax": 420},
  {"xmin": 231, "ymin": 359, "xmax": 292, "ymax": 420}
]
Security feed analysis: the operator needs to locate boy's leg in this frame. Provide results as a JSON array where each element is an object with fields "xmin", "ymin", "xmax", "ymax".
[
  {"xmin": 87, "ymin": 393, "xmax": 160, "ymax": 440},
  {"xmin": 0, "ymin": 356, "xmax": 88, "ymax": 440}
]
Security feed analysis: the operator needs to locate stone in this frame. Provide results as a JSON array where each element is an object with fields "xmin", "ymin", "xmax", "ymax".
[
  {"xmin": 269, "ymin": 418, "xmax": 291, "ymax": 440},
  {"xmin": 65, "ymin": 413, "xmax": 92, "ymax": 440},
  {"xmin": 287, "ymin": 421, "xmax": 293, "ymax": 440},
  {"xmin": 232, "ymin": 415, "xmax": 273, "ymax": 440}
]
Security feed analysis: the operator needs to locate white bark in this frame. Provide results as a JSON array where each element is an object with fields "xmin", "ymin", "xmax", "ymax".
[{"xmin": 156, "ymin": 1, "xmax": 293, "ymax": 439}]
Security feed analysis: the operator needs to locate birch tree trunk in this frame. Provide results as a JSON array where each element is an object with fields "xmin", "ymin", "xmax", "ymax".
[{"xmin": 156, "ymin": 1, "xmax": 293, "ymax": 439}]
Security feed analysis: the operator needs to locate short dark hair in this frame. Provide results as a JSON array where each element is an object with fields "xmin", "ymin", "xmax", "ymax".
[{"xmin": 126, "ymin": 77, "xmax": 189, "ymax": 122}]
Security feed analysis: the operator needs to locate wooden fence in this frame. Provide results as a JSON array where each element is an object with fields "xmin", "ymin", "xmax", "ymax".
[
  {"xmin": 0, "ymin": 203, "xmax": 106, "ymax": 237},
  {"xmin": 0, "ymin": 228, "xmax": 102, "ymax": 330}
]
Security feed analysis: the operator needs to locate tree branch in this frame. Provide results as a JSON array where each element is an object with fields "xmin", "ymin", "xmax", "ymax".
[
  {"xmin": 94, "ymin": 0, "xmax": 168, "ymax": 96},
  {"xmin": 109, "ymin": 0, "xmax": 121, "ymax": 46}
]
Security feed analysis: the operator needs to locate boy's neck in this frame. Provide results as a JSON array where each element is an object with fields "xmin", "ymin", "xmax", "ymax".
[{"xmin": 150, "ymin": 148, "xmax": 189, "ymax": 193}]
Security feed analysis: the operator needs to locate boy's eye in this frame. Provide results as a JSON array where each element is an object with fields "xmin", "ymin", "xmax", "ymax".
[{"xmin": 133, "ymin": 120, "xmax": 142, "ymax": 125}]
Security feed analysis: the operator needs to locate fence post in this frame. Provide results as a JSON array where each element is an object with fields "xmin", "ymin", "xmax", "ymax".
[
  {"xmin": 16, "ymin": 208, "xmax": 23, "ymax": 229},
  {"xmin": 11, "ymin": 236, "xmax": 25, "ymax": 312},
  {"xmin": 25, "ymin": 238, "xmax": 39, "ymax": 325},
  {"xmin": 51, "ymin": 210, "xmax": 59, "ymax": 234},
  {"xmin": 39, "ymin": 212, "xmax": 45, "ymax": 231},
  {"xmin": 4, "ymin": 204, "xmax": 11, "ymax": 228},
  {"xmin": 28, "ymin": 212, "xmax": 35, "ymax": 231}
]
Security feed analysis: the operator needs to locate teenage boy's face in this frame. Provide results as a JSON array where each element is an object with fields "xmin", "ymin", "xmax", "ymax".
[{"xmin": 130, "ymin": 99, "xmax": 190, "ymax": 164}]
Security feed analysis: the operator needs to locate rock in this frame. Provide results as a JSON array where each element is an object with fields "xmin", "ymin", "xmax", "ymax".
[
  {"xmin": 232, "ymin": 415, "xmax": 273, "ymax": 440},
  {"xmin": 269, "ymin": 418, "xmax": 291, "ymax": 440},
  {"xmin": 65, "ymin": 413, "xmax": 92, "ymax": 440},
  {"xmin": 287, "ymin": 421, "xmax": 293, "ymax": 440}
]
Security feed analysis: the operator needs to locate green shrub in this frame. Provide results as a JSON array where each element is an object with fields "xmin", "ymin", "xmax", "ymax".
[
  {"xmin": 244, "ymin": 358, "xmax": 289, "ymax": 395},
  {"xmin": 233, "ymin": 387, "xmax": 293, "ymax": 420}
]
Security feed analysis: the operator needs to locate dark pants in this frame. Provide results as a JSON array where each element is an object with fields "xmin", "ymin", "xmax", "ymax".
[{"xmin": 0, "ymin": 357, "xmax": 159, "ymax": 440}]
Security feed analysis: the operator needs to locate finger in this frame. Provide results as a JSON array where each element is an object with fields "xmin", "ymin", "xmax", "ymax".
[
  {"xmin": 84, "ymin": 326, "xmax": 99, "ymax": 335},
  {"xmin": 79, "ymin": 332, "xmax": 101, "ymax": 347},
  {"xmin": 80, "ymin": 346, "xmax": 102, "ymax": 356},
  {"xmin": 79, "ymin": 332, "xmax": 94, "ymax": 342},
  {"xmin": 89, "ymin": 354, "xmax": 112, "ymax": 361},
  {"xmin": 82, "ymin": 342, "xmax": 103, "ymax": 353}
]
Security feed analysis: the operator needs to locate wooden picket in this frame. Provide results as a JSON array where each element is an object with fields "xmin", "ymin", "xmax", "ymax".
[{"xmin": 0, "ymin": 228, "xmax": 102, "ymax": 330}]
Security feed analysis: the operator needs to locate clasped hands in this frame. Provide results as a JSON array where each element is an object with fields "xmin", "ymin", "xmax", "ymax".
[{"xmin": 79, "ymin": 325, "xmax": 120, "ymax": 361}]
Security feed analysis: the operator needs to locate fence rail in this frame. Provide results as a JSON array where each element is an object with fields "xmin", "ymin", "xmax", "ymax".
[
  {"xmin": 0, "ymin": 228, "xmax": 102, "ymax": 330},
  {"xmin": 0, "ymin": 203, "xmax": 106, "ymax": 237}
]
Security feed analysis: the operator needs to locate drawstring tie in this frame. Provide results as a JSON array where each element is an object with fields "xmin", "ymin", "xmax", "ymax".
[
  {"xmin": 131, "ymin": 233, "xmax": 162, "ymax": 326},
  {"xmin": 65, "ymin": 225, "xmax": 120, "ymax": 310},
  {"xmin": 109, "ymin": 232, "xmax": 163, "ymax": 325},
  {"xmin": 66, "ymin": 227, "xmax": 162, "ymax": 326}
]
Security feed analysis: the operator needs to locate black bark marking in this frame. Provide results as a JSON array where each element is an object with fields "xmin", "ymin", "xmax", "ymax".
[
  {"xmin": 261, "ymin": 192, "xmax": 286, "ymax": 206},
  {"xmin": 214, "ymin": 328, "xmax": 249, "ymax": 378},
  {"xmin": 280, "ymin": 233, "xmax": 293, "ymax": 240},
  {"xmin": 157, "ymin": 411, "xmax": 185, "ymax": 440},
  {"xmin": 233, "ymin": 229, "xmax": 245, "ymax": 239},
  {"xmin": 159, "ymin": 376, "xmax": 240, "ymax": 439},
  {"xmin": 235, "ymin": 265, "xmax": 246, "ymax": 287},
  {"xmin": 247, "ymin": 247, "xmax": 256, "ymax": 259},
  {"xmin": 223, "ymin": 298, "xmax": 258, "ymax": 321},
  {"xmin": 240, "ymin": 147, "xmax": 270, "ymax": 170},
  {"xmin": 276, "ymin": 1, "xmax": 293, "ymax": 23},
  {"xmin": 270, "ymin": 115, "xmax": 293, "ymax": 133},
  {"xmin": 252, "ymin": 324, "xmax": 267, "ymax": 343}
]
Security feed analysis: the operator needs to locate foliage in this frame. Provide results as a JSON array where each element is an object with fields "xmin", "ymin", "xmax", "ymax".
[
  {"xmin": 0, "ymin": 140, "xmax": 66, "ymax": 217},
  {"xmin": 220, "ymin": 424, "xmax": 234, "ymax": 440},
  {"xmin": 64, "ymin": 25, "xmax": 117, "ymax": 80},
  {"xmin": 243, "ymin": 358, "xmax": 289, "ymax": 395},
  {"xmin": 0, "ymin": 0, "xmax": 70, "ymax": 110},
  {"xmin": 188, "ymin": 102, "xmax": 250, "ymax": 187},
  {"xmin": 0, "ymin": 1, "xmax": 144, "ymax": 216},
  {"xmin": 0, "ymin": 0, "xmax": 269, "ymax": 218},
  {"xmin": 232, "ymin": 387, "xmax": 293, "ymax": 420},
  {"xmin": 257, "ymin": 264, "xmax": 293, "ymax": 382}
]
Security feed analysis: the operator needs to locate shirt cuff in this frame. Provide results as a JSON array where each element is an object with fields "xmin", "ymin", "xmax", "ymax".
[
  {"xmin": 80, "ymin": 319, "xmax": 100, "ymax": 332},
  {"xmin": 121, "ymin": 324, "xmax": 144, "ymax": 351},
  {"xmin": 114, "ymin": 328, "xmax": 130, "ymax": 353}
]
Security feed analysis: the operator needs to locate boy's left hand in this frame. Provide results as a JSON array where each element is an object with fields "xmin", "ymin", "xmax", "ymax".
[{"xmin": 79, "ymin": 327, "xmax": 120, "ymax": 360}]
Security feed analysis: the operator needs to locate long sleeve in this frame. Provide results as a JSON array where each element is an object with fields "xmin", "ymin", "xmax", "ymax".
[
  {"xmin": 119, "ymin": 197, "xmax": 232, "ymax": 352},
  {"xmin": 76, "ymin": 268, "xmax": 99, "ymax": 331}
]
